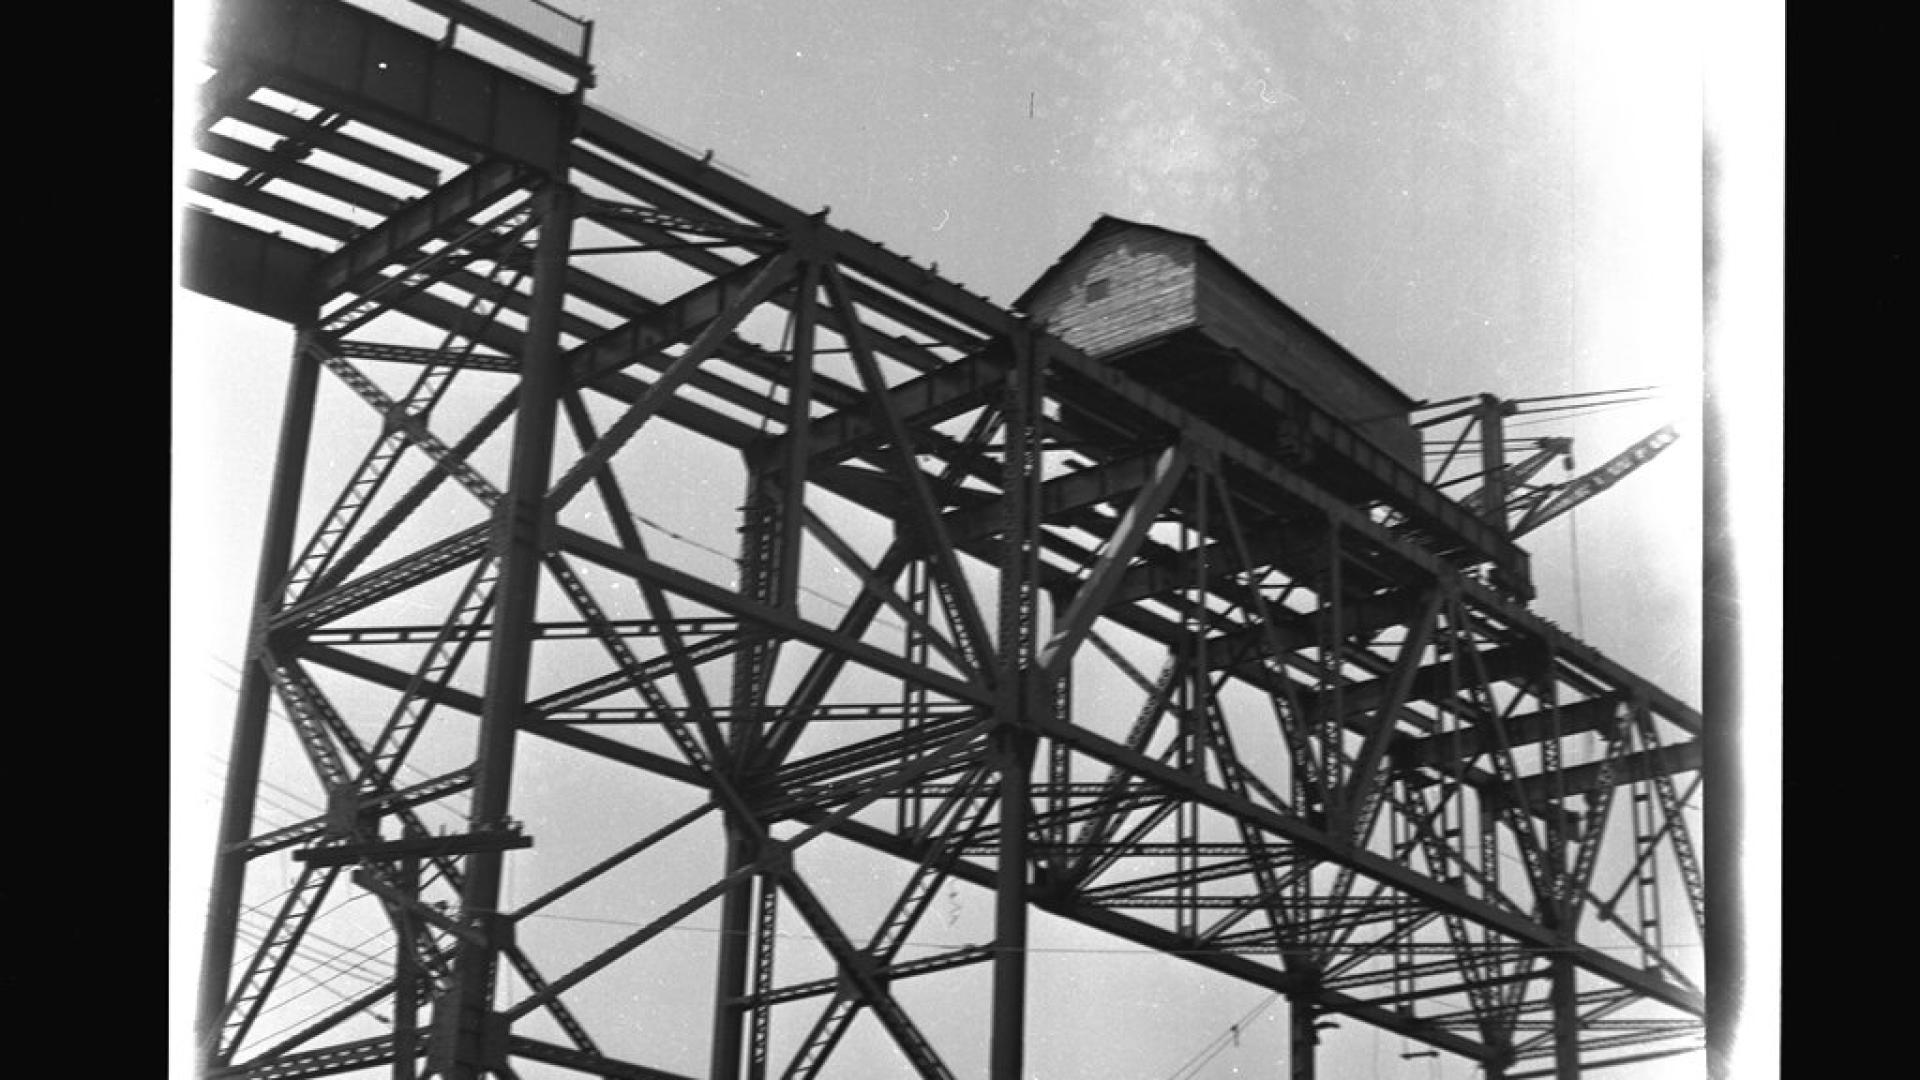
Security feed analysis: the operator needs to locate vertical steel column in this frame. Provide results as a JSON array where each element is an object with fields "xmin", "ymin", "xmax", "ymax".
[
  {"xmin": 1476, "ymin": 395, "xmax": 1511, "ymax": 532},
  {"xmin": 394, "ymin": 856, "xmax": 423, "ymax": 1080},
  {"xmin": 776, "ymin": 261, "xmax": 819, "ymax": 618},
  {"xmin": 990, "ymin": 330, "xmax": 1044, "ymax": 1080},
  {"xmin": 196, "ymin": 329, "xmax": 323, "ymax": 1072},
  {"xmin": 713, "ymin": 458, "xmax": 769, "ymax": 1080},
  {"xmin": 1175, "ymin": 468, "xmax": 1203, "ymax": 940},
  {"xmin": 991, "ymin": 723, "xmax": 1036, "ymax": 1080},
  {"xmin": 1549, "ymin": 952, "xmax": 1581, "ymax": 1079},
  {"xmin": 713, "ymin": 264, "xmax": 813, "ymax": 1075},
  {"xmin": 1289, "ymin": 998, "xmax": 1317, "ymax": 1080},
  {"xmin": 899, "ymin": 560, "xmax": 932, "ymax": 836},
  {"xmin": 710, "ymin": 826, "xmax": 756, "ymax": 1080},
  {"xmin": 437, "ymin": 180, "xmax": 576, "ymax": 1079},
  {"xmin": 1318, "ymin": 520, "xmax": 1344, "ymax": 833}
]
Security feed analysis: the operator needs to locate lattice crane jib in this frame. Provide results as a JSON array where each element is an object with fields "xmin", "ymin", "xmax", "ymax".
[{"xmin": 183, "ymin": 3, "xmax": 1706, "ymax": 1078}]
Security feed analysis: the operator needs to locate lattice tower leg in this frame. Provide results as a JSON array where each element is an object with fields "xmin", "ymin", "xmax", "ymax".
[
  {"xmin": 712, "ymin": 456, "xmax": 781, "ymax": 1080},
  {"xmin": 899, "ymin": 560, "xmax": 932, "ymax": 836},
  {"xmin": 196, "ymin": 328, "xmax": 324, "ymax": 1074},
  {"xmin": 1549, "ymin": 953, "xmax": 1581, "ymax": 1080},
  {"xmin": 1290, "ymin": 997, "xmax": 1318, "ymax": 1080},
  {"xmin": 989, "ymin": 332, "xmax": 1044, "ymax": 1080},
  {"xmin": 710, "ymin": 825, "xmax": 757, "ymax": 1080},
  {"xmin": 394, "ymin": 856, "xmax": 423, "ymax": 1080},
  {"xmin": 1633, "ymin": 780, "xmax": 1666, "ymax": 970},
  {"xmin": 432, "ymin": 180, "xmax": 575, "ymax": 1080}
]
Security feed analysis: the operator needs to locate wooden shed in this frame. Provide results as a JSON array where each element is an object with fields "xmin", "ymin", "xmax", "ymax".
[{"xmin": 1015, "ymin": 216, "xmax": 1423, "ymax": 474}]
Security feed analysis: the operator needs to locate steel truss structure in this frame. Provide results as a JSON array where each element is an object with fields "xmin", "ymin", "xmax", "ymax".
[{"xmin": 185, "ymin": 2, "xmax": 1706, "ymax": 1077}]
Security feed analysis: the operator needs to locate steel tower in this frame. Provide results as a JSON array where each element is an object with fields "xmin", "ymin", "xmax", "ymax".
[{"xmin": 183, "ymin": 2, "xmax": 1707, "ymax": 1077}]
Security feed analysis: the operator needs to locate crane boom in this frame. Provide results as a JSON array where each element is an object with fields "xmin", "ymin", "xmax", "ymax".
[
  {"xmin": 1459, "ymin": 437, "xmax": 1573, "ymax": 516},
  {"xmin": 1510, "ymin": 424, "xmax": 1679, "ymax": 538}
]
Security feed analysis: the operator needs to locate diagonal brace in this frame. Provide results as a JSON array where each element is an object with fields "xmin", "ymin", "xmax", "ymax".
[{"xmin": 1038, "ymin": 443, "xmax": 1190, "ymax": 676}]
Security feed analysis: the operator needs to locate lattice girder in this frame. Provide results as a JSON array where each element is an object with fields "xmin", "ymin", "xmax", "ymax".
[{"xmin": 189, "ymin": 4, "xmax": 1704, "ymax": 1076}]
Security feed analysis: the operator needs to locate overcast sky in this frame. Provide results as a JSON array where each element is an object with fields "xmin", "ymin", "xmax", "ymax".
[
  {"xmin": 562, "ymin": 0, "xmax": 1708, "ymax": 708},
  {"xmin": 174, "ymin": 2, "xmax": 1780, "ymax": 1076}
]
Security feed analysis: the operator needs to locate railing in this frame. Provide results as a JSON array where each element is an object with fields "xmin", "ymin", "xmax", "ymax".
[
  {"xmin": 457, "ymin": 0, "xmax": 590, "ymax": 57},
  {"xmin": 409, "ymin": 0, "xmax": 595, "ymax": 84}
]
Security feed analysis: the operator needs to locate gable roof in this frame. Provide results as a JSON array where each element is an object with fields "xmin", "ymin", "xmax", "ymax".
[
  {"xmin": 1011, "ymin": 214, "xmax": 1199, "ymax": 311},
  {"xmin": 1015, "ymin": 214, "xmax": 1416, "ymax": 409}
]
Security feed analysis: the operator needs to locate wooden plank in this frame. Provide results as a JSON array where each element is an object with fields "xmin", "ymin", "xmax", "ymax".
[{"xmin": 1025, "ymin": 227, "xmax": 1197, "ymax": 358}]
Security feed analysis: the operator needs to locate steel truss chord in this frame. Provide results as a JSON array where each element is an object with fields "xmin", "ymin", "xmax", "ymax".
[
  {"xmin": 230, "ymin": 653, "xmax": 600, "ymax": 1073},
  {"xmin": 214, "ymin": 860, "xmax": 347, "ymax": 1063},
  {"xmin": 776, "ymin": 763, "xmax": 999, "ymax": 1079},
  {"xmin": 307, "ymin": 338, "xmax": 503, "ymax": 498},
  {"xmin": 577, "ymin": 192, "xmax": 784, "ymax": 246},
  {"xmin": 286, "ymin": 263, "xmax": 530, "ymax": 606},
  {"xmin": 192, "ymin": 15, "xmax": 1706, "ymax": 1074},
  {"xmin": 820, "ymin": 262, "xmax": 996, "ymax": 682},
  {"xmin": 207, "ymin": 1034, "xmax": 402, "ymax": 1080},
  {"xmin": 497, "ymin": 712, "xmax": 993, "ymax": 1030},
  {"xmin": 360, "ymin": 556, "xmax": 500, "ymax": 790}
]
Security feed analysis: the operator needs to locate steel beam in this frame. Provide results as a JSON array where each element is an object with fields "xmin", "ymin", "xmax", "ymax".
[
  {"xmin": 198, "ymin": 128, "xmax": 407, "ymax": 217},
  {"xmin": 558, "ymin": 527, "xmax": 993, "ymax": 708},
  {"xmin": 1508, "ymin": 742, "xmax": 1703, "ymax": 807},
  {"xmin": 184, "ymin": 10, "xmax": 1707, "ymax": 1072},
  {"xmin": 1037, "ymin": 713, "xmax": 1704, "ymax": 1016},
  {"xmin": 1037, "ymin": 444, "xmax": 1192, "ymax": 676},
  {"xmin": 218, "ymin": 95, "xmax": 443, "ymax": 188},
  {"xmin": 989, "ymin": 333, "xmax": 1044, "ymax": 1080},
  {"xmin": 708, "ymin": 826, "xmax": 755, "ymax": 1080},
  {"xmin": 435, "ymin": 181, "xmax": 576, "ymax": 1079},
  {"xmin": 180, "ymin": 209, "xmax": 321, "ymax": 323},
  {"xmin": 1549, "ymin": 954, "xmax": 1580, "ymax": 1080},
  {"xmin": 575, "ymin": 108, "xmax": 1015, "ymax": 336},
  {"xmin": 205, "ymin": 0, "xmax": 575, "ymax": 174},
  {"xmin": 197, "ymin": 329, "xmax": 322, "ymax": 1074},
  {"xmin": 1291, "ymin": 997, "xmax": 1318, "ymax": 1080},
  {"xmin": 313, "ymin": 157, "xmax": 527, "ymax": 302}
]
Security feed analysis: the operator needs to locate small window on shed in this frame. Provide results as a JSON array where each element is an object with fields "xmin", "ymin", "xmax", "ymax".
[{"xmin": 1085, "ymin": 277, "xmax": 1111, "ymax": 302}]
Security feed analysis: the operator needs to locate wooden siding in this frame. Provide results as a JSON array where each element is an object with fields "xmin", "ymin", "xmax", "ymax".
[
  {"xmin": 1023, "ymin": 219, "xmax": 1422, "ymax": 474},
  {"xmin": 1194, "ymin": 261, "xmax": 1422, "ymax": 470},
  {"xmin": 1024, "ymin": 228, "xmax": 1198, "ymax": 358}
]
